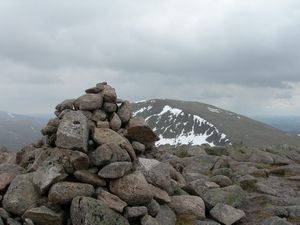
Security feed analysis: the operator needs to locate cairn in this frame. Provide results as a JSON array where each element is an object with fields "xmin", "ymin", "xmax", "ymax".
[{"xmin": 0, "ymin": 82, "xmax": 192, "ymax": 225}]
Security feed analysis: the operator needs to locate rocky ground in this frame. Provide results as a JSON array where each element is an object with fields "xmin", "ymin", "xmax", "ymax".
[{"xmin": 0, "ymin": 82, "xmax": 299, "ymax": 225}]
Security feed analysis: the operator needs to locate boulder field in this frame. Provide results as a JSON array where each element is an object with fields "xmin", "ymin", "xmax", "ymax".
[{"xmin": 0, "ymin": 82, "xmax": 299, "ymax": 225}]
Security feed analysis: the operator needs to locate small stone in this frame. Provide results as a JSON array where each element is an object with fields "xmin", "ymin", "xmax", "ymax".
[
  {"xmin": 77, "ymin": 94, "xmax": 103, "ymax": 111},
  {"xmin": 23, "ymin": 206, "xmax": 64, "ymax": 225},
  {"xmin": 132, "ymin": 141, "xmax": 146, "ymax": 154},
  {"xmin": 110, "ymin": 171, "xmax": 153, "ymax": 205},
  {"xmin": 74, "ymin": 170, "xmax": 106, "ymax": 186},
  {"xmin": 102, "ymin": 85, "xmax": 117, "ymax": 103},
  {"xmin": 110, "ymin": 113, "xmax": 122, "ymax": 131},
  {"xmin": 117, "ymin": 101, "xmax": 132, "ymax": 123},
  {"xmin": 168, "ymin": 195, "xmax": 206, "ymax": 218},
  {"xmin": 23, "ymin": 218, "xmax": 35, "ymax": 225},
  {"xmin": 98, "ymin": 162, "xmax": 132, "ymax": 179},
  {"xmin": 70, "ymin": 196, "xmax": 129, "ymax": 225},
  {"xmin": 48, "ymin": 182, "xmax": 95, "ymax": 204},
  {"xmin": 91, "ymin": 110, "xmax": 107, "ymax": 122},
  {"xmin": 210, "ymin": 203, "xmax": 245, "ymax": 225},
  {"xmin": 210, "ymin": 175, "xmax": 232, "ymax": 187},
  {"xmin": 55, "ymin": 111, "xmax": 89, "ymax": 152},
  {"xmin": 97, "ymin": 190, "xmax": 127, "ymax": 213},
  {"xmin": 89, "ymin": 143, "xmax": 130, "ymax": 167},
  {"xmin": 7, "ymin": 218, "xmax": 21, "ymax": 225},
  {"xmin": 141, "ymin": 215, "xmax": 160, "ymax": 225},
  {"xmin": 96, "ymin": 121, "xmax": 110, "ymax": 128},
  {"xmin": 55, "ymin": 99, "xmax": 75, "ymax": 111},
  {"xmin": 149, "ymin": 184, "xmax": 171, "ymax": 204},
  {"xmin": 146, "ymin": 199, "xmax": 160, "ymax": 217},
  {"xmin": 85, "ymin": 86, "xmax": 104, "ymax": 94},
  {"xmin": 103, "ymin": 102, "xmax": 118, "ymax": 113},
  {"xmin": 124, "ymin": 206, "xmax": 148, "ymax": 220},
  {"xmin": 155, "ymin": 205, "xmax": 176, "ymax": 225},
  {"xmin": 41, "ymin": 125, "xmax": 57, "ymax": 136}
]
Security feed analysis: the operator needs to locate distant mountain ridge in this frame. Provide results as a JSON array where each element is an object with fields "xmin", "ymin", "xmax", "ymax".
[
  {"xmin": 0, "ymin": 111, "xmax": 45, "ymax": 150},
  {"xmin": 132, "ymin": 99, "xmax": 300, "ymax": 147}
]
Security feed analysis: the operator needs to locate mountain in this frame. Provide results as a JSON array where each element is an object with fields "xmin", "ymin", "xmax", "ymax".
[
  {"xmin": 132, "ymin": 99, "xmax": 300, "ymax": 147},
  {"xmin": 0, "ymin": 111, "xmax": 46, "ymax": 150}
]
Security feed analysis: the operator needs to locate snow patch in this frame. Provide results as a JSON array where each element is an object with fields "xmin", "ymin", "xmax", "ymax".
[
  {"xmin": 237, "ymin": 116, "xmax": 241, "ymax": 119},
  {"xmin": 297, "ymin": 134, "xmax": 300, "ymax": 137},
  {"xmin": 208, "ymin": 107, "xmax": 221, "ymax": 113},
  {"xmin": 7, "ymin": 112, "xmax": 15, "ymax": 118}
]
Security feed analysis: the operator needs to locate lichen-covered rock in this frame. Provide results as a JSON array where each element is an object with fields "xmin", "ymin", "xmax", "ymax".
[
  {"xmin": 110, "ymin": 171, "xmax": 153, "ymax": 205},
  {"xmin": 97, "ymin": 189, "xmax": 127, "ymax": 213},
  {"xmin": 74, "ymin": 170, "xmax": 106, "ymax": 186},
  {"xmin": 141, "ymin": 215, "xmax": 160, "ymax": 225},
  {"xmin": 117, "ymin": 101, "xmax": 132, "ymax": 123},
  {"xmin": 77, "ymin": 94, "xmax": 103, "ymax": 111},
  {"xmin": 70, "ymin": 196, "xmax": 129, "ymax": 225},
  {"xmin": 102, "ymin": 85, "xmax": 117, "ymax": 103},
  {"xmin": 124, "ymin": 206, "xmax": 148, "ymax": 220},
  {"xmin": 155, "ymin": 205, "xmax": 176, "ymax": 225},
  {"xmin": 3, "ymin": 173, "xmax": 41, "ymax": 216},
  {"xmin": 93, "ymin": 128, "xmax": 127, "ymax": 145},
  {"xmin": 110, "ymin": 113, "xmax": 122, "ymax": 131},
  {"xmin": 98, "ymin": 162, "xmax": 132, "ymax": 179},
  {"xmin": 48, "ymin": 182, "xmax": 95, "ymax": 204},
  {"xmin": 55, "ymin": 111, "xmax": 89, "ymax": 152},
  {"xmin": 0, "ymin": 164, "xmax": 24, "ymax": 191}
]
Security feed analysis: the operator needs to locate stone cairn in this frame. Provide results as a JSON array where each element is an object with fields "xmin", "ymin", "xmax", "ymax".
[{"xmin": 0, "ymin": 82, "xmax": 204, "ymax": 225}]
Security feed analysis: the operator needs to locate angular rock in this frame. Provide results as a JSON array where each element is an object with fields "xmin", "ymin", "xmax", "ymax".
[
  {"xmin": 0, "ymin": 164, "xmax": 24, "ymax": 191},
  {"xmin": 33, "ymin": 162, "xmax": 67, "ymax": 195},
  {"xmin": 77, "ymin": 94, "xmax": 103, "ymax": 111},
  {"xmin": 126, "ymin": 117, "xmax": 159, "ymax": 144},
  {"xmin": 71, "ymin": 196, "xmax": 129, "ymax": 225},
  {"xmin": 55, "ymin": 99, "xmax": 75, "ymax": 111},
  {"xmin": 102, "ymin": 85, "xmax": 117, "ymax": 103},
  {"xmin": 97, "ymin": 190, "xmax": 127, "ymax": 213},
  {"xmin": 55, "ymin": 111, "xmax": 89, "ymax": 152},
  {"xmin": 89, "ymin": 143, "xmax": 130, "ymax": 167},
  {"xmin": 168, "ymin": 195, "xmax": 206, "ymax": 218},
  {"xmin": 117, "ymin": 101, "xmax": 132, "ymax": 123},
  {"xmin": 74, "ymin": 170, "xmax": 106, "ymax": 186},
  {"xmin": 98, "ymin": 162, "xmax": 132, "ymax": 179},
  {"xmin": 124, "ymin": 206, "xmax": 148, "ymax": 220},
  {"xmin": 155, "ymin": 205, "xmax": 176, "ymax": 225},
  {"xmin": 110, "ymin": 113, "xmax": 122, "ymax": 131},
  {"xmin": 3, "ymin": 173, "xmax": 41, "ymax": 216},
  {"xmin": 103, "ymin": 102, "xmax": 117, "ymax": 113},
  {"xmin": 23, "ymin": 206, "xmax": 64, "ymax": 225},
  {"xmin": 210, "ymin": 203, "xmax": 245, "ymax": 225},
  {"xmin": 110, "ymin": 171, "xmax": 153, "ymax": 205},
  {"xmin": 141, "ymin": 215, "xmax": 160, "ymax": 225},
  {"xmin": 210, "ymin": 175, "xmax": 232, "ymax": 187},
  {"xmin": 149, "ymin": 183, "xmax": 171, "ymax": 204},
  {"xmin": 91, "ymin": 110, "xmax": 106, "ymax": 122},
  {"xmin": 48, "ymin": 182, "xmax": 95, "ymax": 204}
]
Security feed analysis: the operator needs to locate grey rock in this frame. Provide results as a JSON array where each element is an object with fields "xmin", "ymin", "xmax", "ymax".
[
  {"xmin": 196, "ymin": 220, "xmax": 221, "ymax": 225},
  {"xmin": 6, "ymin": 218, "xmax": 21, "ymax": 225},
  {"xmin": 96, "ymin": 120, "xmax": 110, "ymax": 128},
  {"xmin": 85, "ymin": 86, "xmax": 104, "ymax": 94},
  {"xmin": 55, "ymin": 111, "xmax": 89, "ymax": 152},
  {"xmin": 155, "ymin": 205, "xmax": 176, "ymax": 225},
  {"xmin": 102, "ymin": 85, "xmax": 117, "ymax": 103},
  {"xmin": 0, "ymin": 218, "xmax": 3, "ymax": 225},
  {"xmin": 77, "ymin": 94, "xmax": 103, "ymax": 111},
  {"xmin": 146, "ymin": 199, "xmax": 160, "ymax": 217},
  {"xmin": 168, "ymin": 195, "xmax": 206, "ymax": 218},
  {"xmin": 210, "ymin": 175, "xmax": 232, "ymax": 187},
  {"xmin": 23, "ymin": 218, "xmax": 34, "ymax": 225},
  {"xmin": 124, "ymin": 206, "xmax": 148, "ymax": 220},
  {"xmin": 74, "ymin": 170, "xmax": 106, "ymax": 186},
  {"xmin": 117, "ymin": 101, "xmax": 132, "ymax": 123},
  {"xmin": 91, "ymin": 110, "xmax": 106, "ymax": 122},
  {"xmin": 0, "ymin": 207, "xmax": 11, "ymax": 219},
  {"xmin": 183, "ymin": 155, "xmax": 220, "ymax": 175},
  {"xmin": 238, "ymin": 175, "xmax": 257, "ymax": 190},
  {"xmin": 110, "ymin": 171, "xmax": 153, "ymax": 205},
  {"xmin": 0, "ymin": 164, "xmax": 24, "ymax": 191},
  {"xmin": 70, "ymin": 196, "xmax": 129, "ymax": 225},
  {"xmin": 261, "ymin": 216, "xmax": 293, "ymax": 225},
  {"xmin": 126, "ymin": 117, "xmax": 159, "ymax": 144},
  {"xmin": 210, "ymin": 203, "xmax": 245, "ymax": 225},
  {"xmin": 89, "ymin": 143, "xmax": 130, "ymax": 167},
  {"xmin": 98, "ymin": 162, "xmax": 132, "ymax": 179},
  {"xmin": 255, "ymin": 182, "xmax": 278, "ymax": 196},
  {"xmin": 93, "ymin": 128, "xmax": 128, "ymax": 145},
  {"xmin": 103, "ymin": 102, "xmax": 117, "ymax": 113},
  {"xmin": 33, "ymin": 162, "xmax": 67, "ymax": 195},
  {"xmin": 141, "ymin": 215, "xmax": 160, "ymax": 225},
  {"xmin": 41, "ymin": 125, "xmax": 57, "ymax": 136},
  {"xmin": 97, "ymin": 190, "xmax": 127, "ymax": 213},
  {"xmin": 23, "ymin": 206, "xmax": 64, "ymax": 225},
  {"xmin": 132, "ymin": 141, "xmax": 146, "ymax": 154},
  {"xmin": 149, "ymin": 183, "xmax": 171, "ymax": 204},
  {"xmin": 55, "ymin": 99, "xmax": 75, "ymax": 111},
  {"xmin": 110, "ymin": 113, "xmax": 122, "ymax": 131},
  {"xmin": 3, "ymin": 173, "xmax": 41, "ymax": 216},
  {"xmin": 48, "ymin": 182, "xmax": 95, "ymax": 204}
]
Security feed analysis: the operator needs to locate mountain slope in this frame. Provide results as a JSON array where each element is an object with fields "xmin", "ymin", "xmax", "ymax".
[
  {"xmin": 132, "ymin": 99, "xmax": 300, "ymax": 147},
  {"xmin": 0, "ymin": 111, "xmax": 46, "ymax": 150}
]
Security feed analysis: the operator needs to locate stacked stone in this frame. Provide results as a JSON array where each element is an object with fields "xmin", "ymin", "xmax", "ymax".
[{"xmin": 0, "ymin": 82, "xmax": 210, "ymax": 225}]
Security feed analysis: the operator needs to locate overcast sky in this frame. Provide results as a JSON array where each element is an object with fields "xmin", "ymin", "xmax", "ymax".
[{"xmin": 0, "ymin": 0, "xmax": 300, "ymax": 116}]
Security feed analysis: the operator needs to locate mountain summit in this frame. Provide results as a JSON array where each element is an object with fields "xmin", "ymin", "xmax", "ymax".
[{"xmin": 132, "ymin": 99, "xmax": 300, "ymax": 147}]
